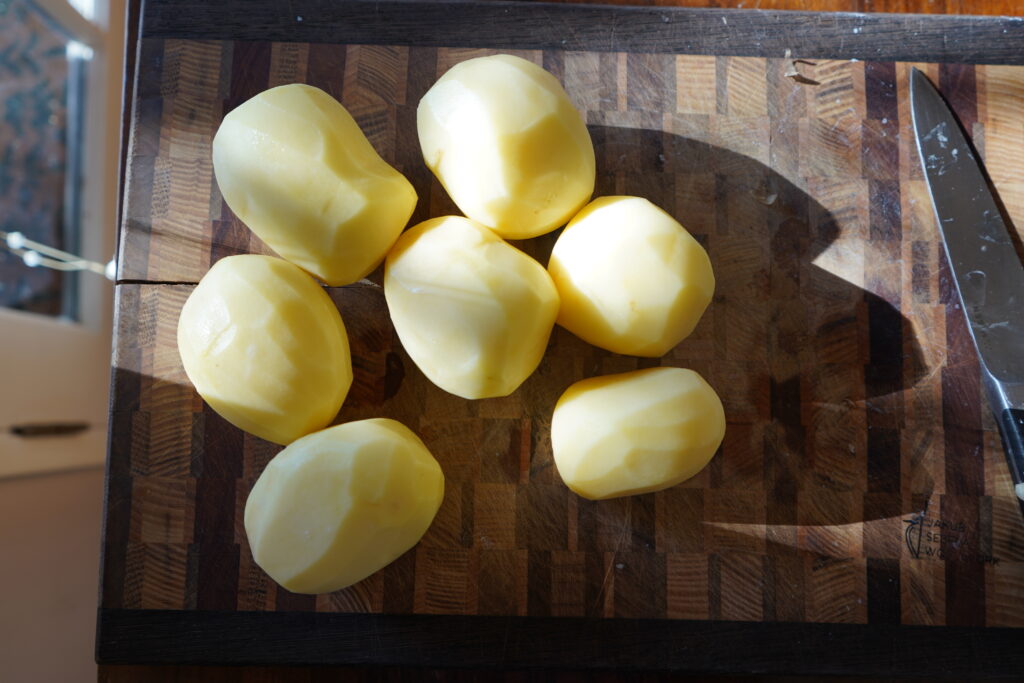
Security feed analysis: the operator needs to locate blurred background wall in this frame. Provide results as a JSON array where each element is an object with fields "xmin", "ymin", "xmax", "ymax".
[{"xmin": 0, "ymin": 0, "xmax": 124, "ymax": 679}]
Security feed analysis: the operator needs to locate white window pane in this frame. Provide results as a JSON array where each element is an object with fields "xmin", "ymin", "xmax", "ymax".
[
  {"xmin": 66, "ymin": 0, "xmax": 93, "ymax": 21},
  {"xmin": 0, "ymin": 0, "xmax": 89, "ymax": 320}
]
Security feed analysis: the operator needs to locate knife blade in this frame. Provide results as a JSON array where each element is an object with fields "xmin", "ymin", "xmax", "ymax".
[{"xmin": 910, "ymin": 68, "xmax": 1024, "ymax": 510}]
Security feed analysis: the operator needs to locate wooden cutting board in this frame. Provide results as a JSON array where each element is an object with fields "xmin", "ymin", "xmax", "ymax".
[{"xmin": 98, "ymin": 0, "xmax": 1024, "ymax": 675}]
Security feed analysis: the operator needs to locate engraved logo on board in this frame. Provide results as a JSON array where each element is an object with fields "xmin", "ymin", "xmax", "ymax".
[{"xmin": 903, "ymin": 502, "xmax": 998, "ymax": 564}]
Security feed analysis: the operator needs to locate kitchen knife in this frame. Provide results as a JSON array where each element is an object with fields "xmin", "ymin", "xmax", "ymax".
[{"xmin": 910, "ymin": 68, "xmax": 1024, "ymax": 513}]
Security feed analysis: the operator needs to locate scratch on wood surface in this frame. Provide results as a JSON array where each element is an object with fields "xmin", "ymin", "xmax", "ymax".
[{"xmin": 591, "ymin": 506, "xmax": 630, "ymax": 614}]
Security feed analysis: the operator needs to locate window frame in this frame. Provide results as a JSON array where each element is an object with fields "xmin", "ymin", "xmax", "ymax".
[{"xmin": 0, "ymin": 0, "xmax": 125, "ymax": 478}]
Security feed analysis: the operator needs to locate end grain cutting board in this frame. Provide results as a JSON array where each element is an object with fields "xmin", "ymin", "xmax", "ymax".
[{"xmin": 98, "ymin": 0, "xmax": 1024, "ymax": 676}]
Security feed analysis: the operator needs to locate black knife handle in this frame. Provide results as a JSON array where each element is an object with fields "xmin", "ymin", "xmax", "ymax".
[{"xmin": 997, "ymin": 408, "xmax": 1024, "ymax": 517}]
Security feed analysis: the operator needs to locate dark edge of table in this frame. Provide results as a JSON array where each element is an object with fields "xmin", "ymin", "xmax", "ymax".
[
  {"xmin": 113, "ymin": 0, "xmax": 142, "ymax": 246},
  {"xmin": 97, "ymin": 0, "xmax": 143, "ymax": 666},
  {"xmin": 97, "ymin": 608, "xmax": 1024, "ymax": 677},
  {"xmin": 142, "ymin": 0, "xmax": 1024, "ymax": 65},
  {"xmin": 98, "ymin": 0, "xmax": 1024, "ymax": 674}
]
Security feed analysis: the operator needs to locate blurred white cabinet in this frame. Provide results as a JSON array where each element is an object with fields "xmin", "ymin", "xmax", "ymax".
[{"xmin": 0, "ymin": 0, "xmax": 124, "ymax": 478}]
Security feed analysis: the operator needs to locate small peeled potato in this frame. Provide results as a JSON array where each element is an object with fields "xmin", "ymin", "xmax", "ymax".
[
  {"xmin": 417, "ymin": 54, "xmax": 595, "ymax": 239},
  {"xmin": 548, "ymin": 196, "xmax": 714, "ymax": 357},
  {"xmin": 384, "ymin": 216, "xmax": 559, "ymax": 399},
  {"xmin": 213, "ymin": 83, "xmax": 417, "ymax": 286},
  {"xmin": 552, "ymin": 367, "xmax": 725, "ymax": 500},
  {"xmin": 177, "ymin": 255, "xmax": 352, "ymax": 445},
  {"xmin": 244, "ymin": 419, "xmax": 444, "ymax": 594}
]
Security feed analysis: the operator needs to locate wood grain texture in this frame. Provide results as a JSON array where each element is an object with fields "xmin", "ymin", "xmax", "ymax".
[
  {"xmin": 137, "ymin": 0, "xmax": 1024, "ymax": 66},
  {"xmin": 581, "ymin": 0, "xmax": 1021, "ymax": 13},
  {"xmin": 101, "ymin": 0, "xmax": 1024, "ymax": 673}
]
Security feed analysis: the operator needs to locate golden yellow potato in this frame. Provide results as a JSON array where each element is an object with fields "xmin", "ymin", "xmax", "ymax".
[
  {"xmin": 244, "ymin": 419, "xmax": 444, "ymax": 594},
  {"xmin": 548, "ymin": 196, "xmax": 715, "ymax": 357},
  {"xmin": 384, "ymin": 216, "xmax": 559, "ymax": 399},
  {"xmin": 177, "ymin": 255, "xmax": 352, "ymax": 445},
  {"xmin": 213, "ymin": 83, "xmax": 417, "ymax": 286},
  {"xmin": 417, "ymin": 54, "xmax": 595, "ymax": 239},
  {"xmin": 551, "ymin": 367, "xmax": 725, "ymax": 500}
]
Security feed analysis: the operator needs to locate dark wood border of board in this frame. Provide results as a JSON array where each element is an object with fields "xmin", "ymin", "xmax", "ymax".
[
  {"xmin": 142, "ymin": 0, "xmax": 1024, "ymax": 65},
  {"xmin": 98, "ymin": 0, "xmax": 1024, "ymax": 673},
  {"xmin": 97, "ymin": 608, "xmax": 1024, "ymax": 676}
]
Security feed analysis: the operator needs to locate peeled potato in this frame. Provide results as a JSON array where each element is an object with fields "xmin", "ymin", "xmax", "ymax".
[
  {"xmin": 177, "ymin": 255, "xmax": 352, "ymax": 445},
  {"xmin": 552, "ymin": 367, "xmax": 725, "ymax": 500},
  {"xmin": 213, "ymin": 83, "xmax": 417, "ymax": 286},
  {"xmin": 384, "ymin": 216, "xmax": 559, "ymax": 399},
  {"xmin": 548, "ymin": 196, "xmax": 714, "ymax": 357},
  {"xmin": 417, "ymin": 54, "xmax": 595, "ymax": 239},
  {"xmin": 244, "ymin": 419, "xmax": 444, "ymax": 594}
]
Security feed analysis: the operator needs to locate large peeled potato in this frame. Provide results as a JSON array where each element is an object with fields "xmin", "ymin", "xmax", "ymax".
[
  {"xmin": 548, "ymin": 196, "xmax": 714, "ymax": 357},
  {"xmin": 552, "ymin": 367, "xmax": 725, "ymax": 500},
  {"xmin": 417, "ymin": 54, "xmax": 595, "ymax": 239},
  {"xmin": 213, "ymin": 84, "xmax": 417, "ymax": 286},
  {"xmin": 384, "ymin": 216, "xmax": 559, "ymax": 399},
  {"xmin": 244, "ymin": 419, "xmax": 444, "ymax": 594},
  {"xmin": 177, "ymin": 255, "xmax": 352, "ymax": 445}
]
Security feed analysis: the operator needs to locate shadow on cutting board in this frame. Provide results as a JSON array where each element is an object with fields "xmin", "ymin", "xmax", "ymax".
[
  {"xmin": 104, "ymin": 127, "xmax": 939, "ymax": 625},
  {"xmin": 504, "ymin": 124, "xmax": 931, "ymax": 536}
]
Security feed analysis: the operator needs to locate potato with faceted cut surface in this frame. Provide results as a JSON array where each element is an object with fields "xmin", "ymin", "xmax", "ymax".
[
  {"xmin": 548, "ymin": 196, "xmax": 714, "ymax": 357},
  {"xmin": 177, "ymin": 255, "xmax": 352, "ymax": 445},
  {"xmin": 244, "ymin": 419, "xmax": 444, "ymax": 594},
  {"xmin": 417, "ymin": 54, "xmax": 595, "ymax": 239},
  {"xmin": 384, "ymin": 216, "xmax": 560, "ymax": 399},
  {"xmin": 213, "ymin": 83, "xmax": 417, "ymax": 286},
  {"xmin": 552, "ymin": 367, "xmax": 725, "ymax": 500}
]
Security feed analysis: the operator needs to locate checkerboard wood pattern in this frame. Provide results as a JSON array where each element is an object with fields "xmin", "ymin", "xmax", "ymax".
[{"xmin": 104, "ymin": 39, "xmax": 1024, "ymax": 628}]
